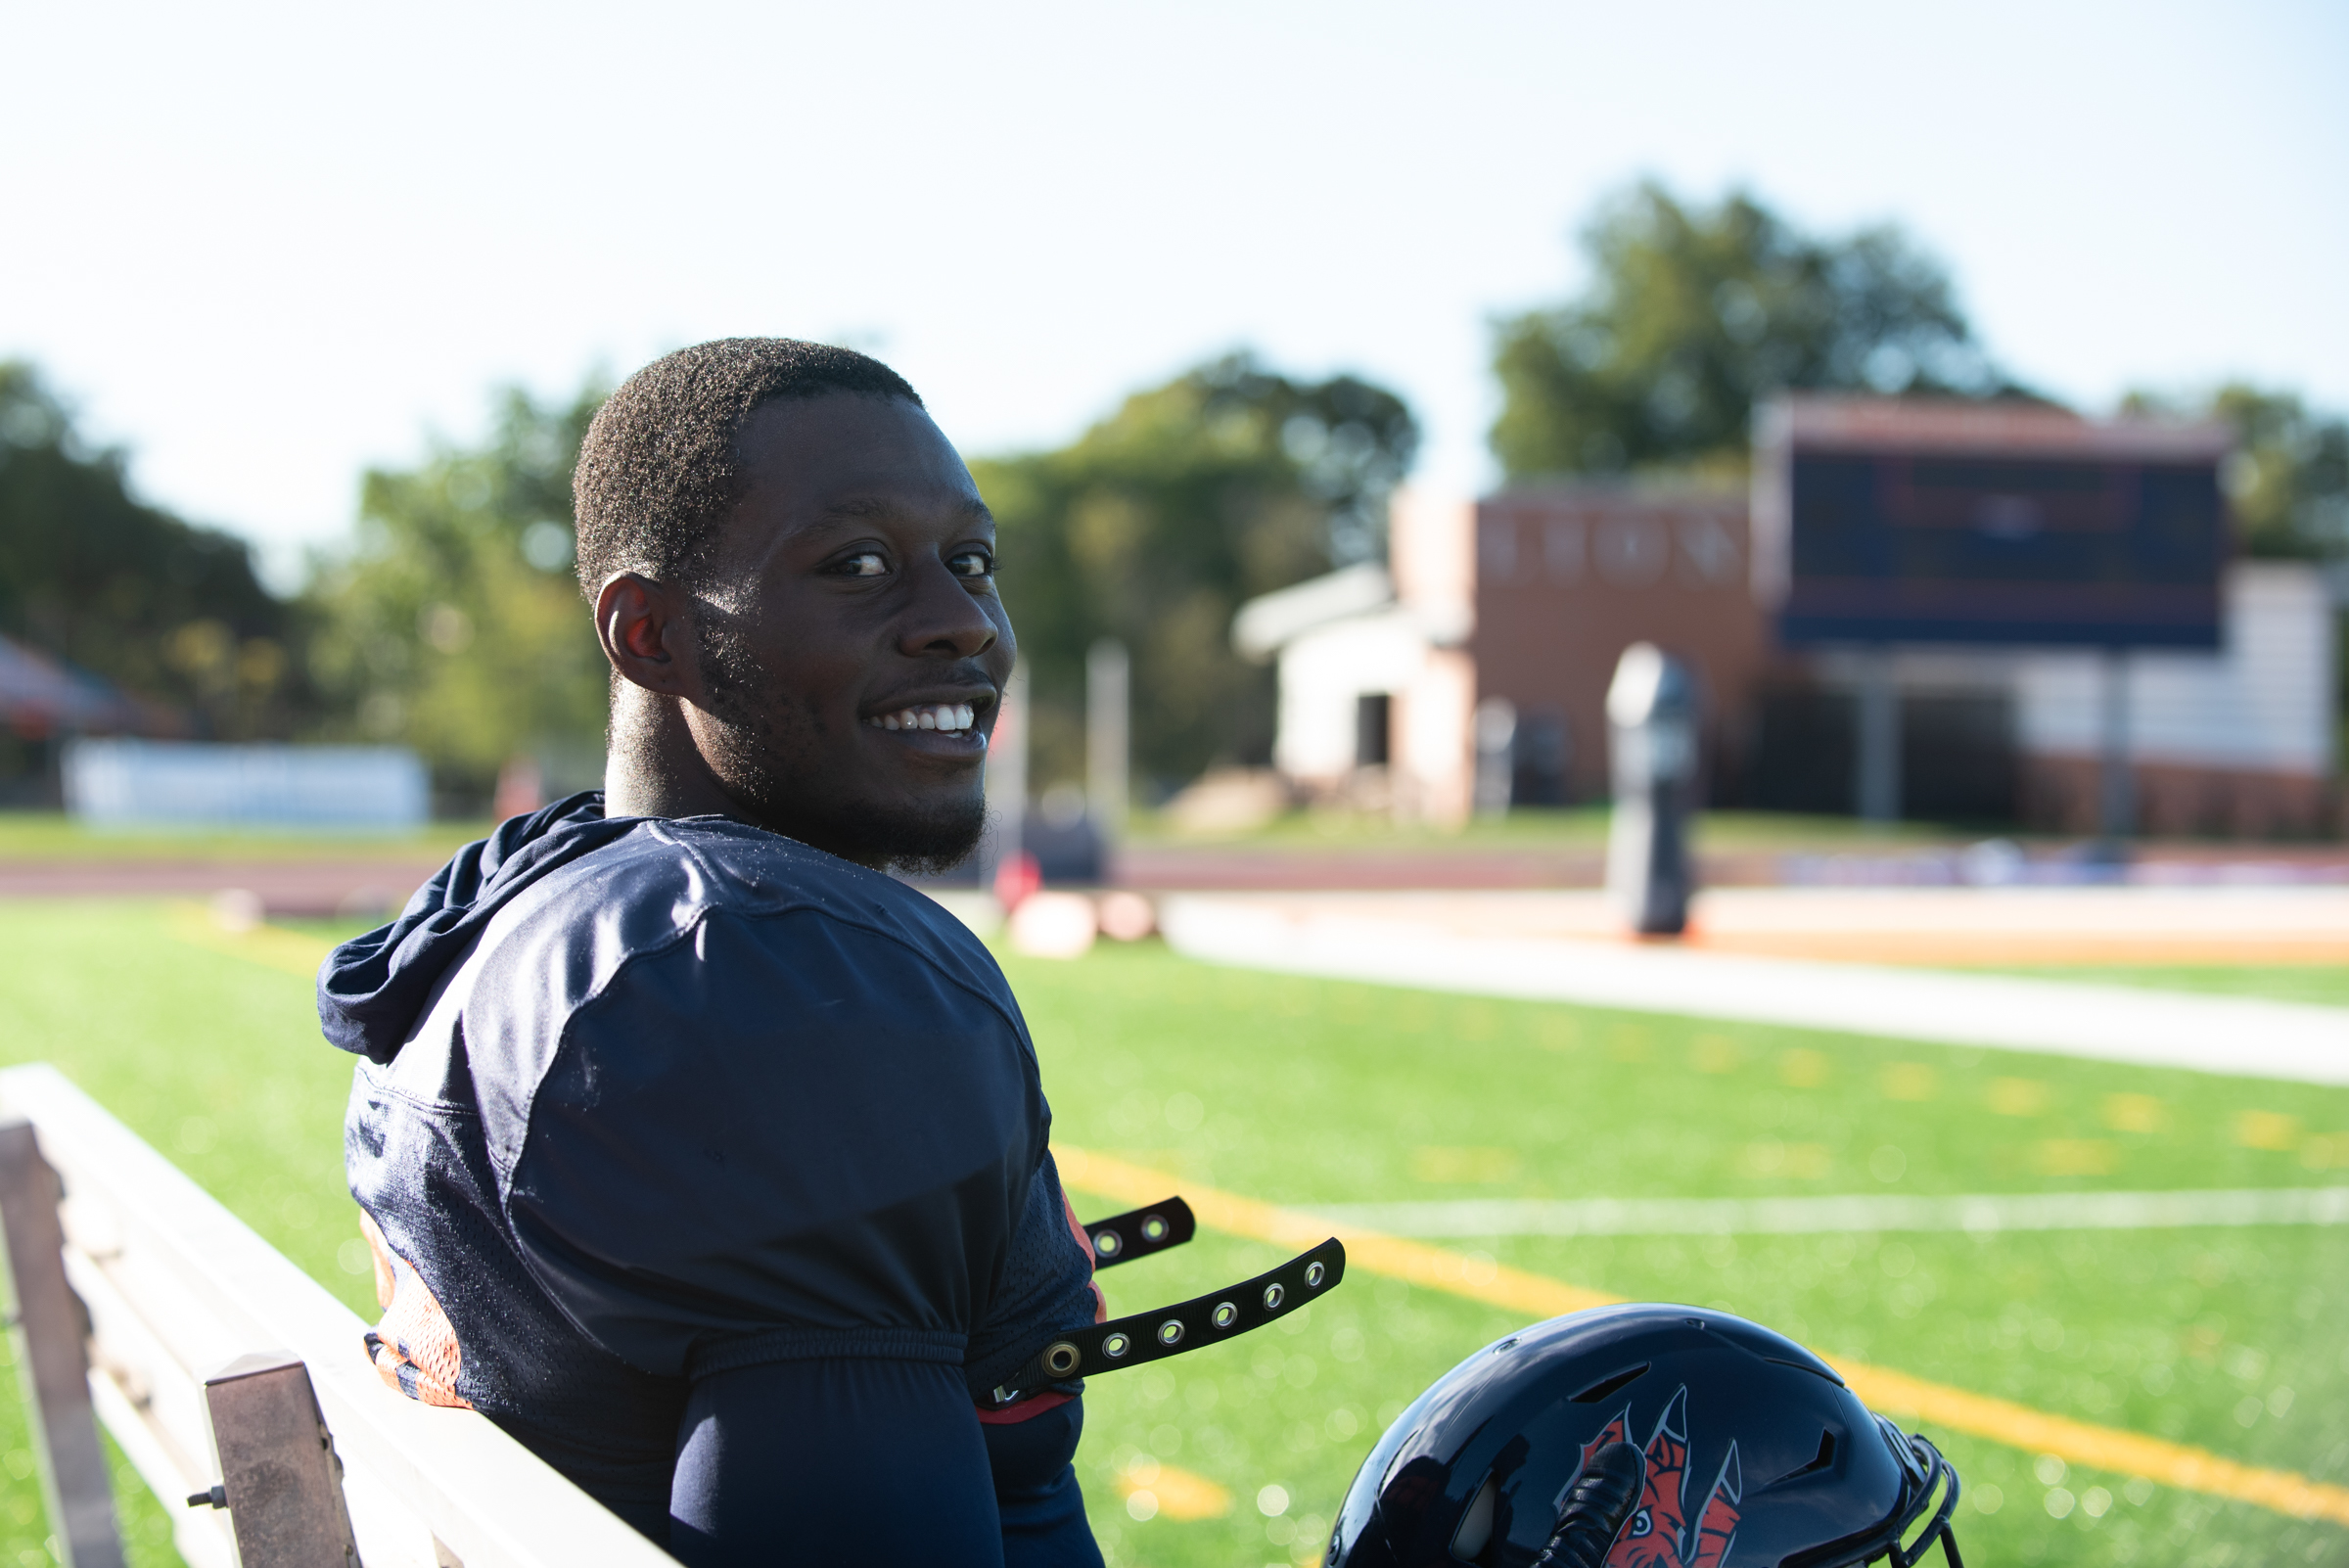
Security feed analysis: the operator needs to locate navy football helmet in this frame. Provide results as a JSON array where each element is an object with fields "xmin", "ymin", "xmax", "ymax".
[{"xmin": 1328, "ymin": 1304, "xmax": 1962, "ymax": 1568}]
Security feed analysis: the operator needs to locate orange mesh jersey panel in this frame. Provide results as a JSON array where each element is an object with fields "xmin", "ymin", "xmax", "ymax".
[{"xmin": 360, "ymin": 1210, "xmax": 472, "ymax": 1409}]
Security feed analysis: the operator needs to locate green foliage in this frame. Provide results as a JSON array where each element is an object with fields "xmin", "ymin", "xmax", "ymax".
[
  {"xmin": 972, "ymin": 353, "xmax": 1416, "ymax": 791},
  {"xmin": 300, "ymin": 385, "xmax": 609, "ymax": 800},
  {"xmin": 1490, "ymin": 182, "xmax": 2022, "ymax": 482},
  {"xmin": 2127, "ymin": 384, "xmax": 2349, "ymax": 561},
  {"xmin": 0, "ymin": 362, "xmax": 300, "ymax": 738},
  {"xmin": 2208, "ymin": 387, "xmax": 2349, "ymax": 562}
]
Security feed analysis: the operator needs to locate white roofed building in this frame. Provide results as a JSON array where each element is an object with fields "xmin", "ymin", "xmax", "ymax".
[{"xmin": 1231, "ymin": 490, "xmax": 1478, "ymax": 825}]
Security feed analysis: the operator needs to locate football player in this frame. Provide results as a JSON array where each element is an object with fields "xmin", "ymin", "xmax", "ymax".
[{"xmin": 320, "ymin": 341, "xmax": 1107, "ymax": 1565}]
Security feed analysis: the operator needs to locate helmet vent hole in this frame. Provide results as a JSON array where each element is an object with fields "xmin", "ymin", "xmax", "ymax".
[
  {"xmin": 1448, "ymin": 1474, "xmax": 1498, "ymax": 1561},
  {"xmin": 1768, "ymin": 1430, "xmax": 1839, "ymax": 1487},
  {"xmin": 1569, "ymin": 1362, "xmax": 1650, "ymax": 1405}
]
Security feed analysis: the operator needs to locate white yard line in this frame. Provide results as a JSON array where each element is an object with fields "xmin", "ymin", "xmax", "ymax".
[
  {"xmin": 1307, "ymin": 1187, "xmax": 2349, "ymax": 1237},
  {"xmin": 1156, "ymin": 896, "xmax": 2349, "ymax": 1084}
]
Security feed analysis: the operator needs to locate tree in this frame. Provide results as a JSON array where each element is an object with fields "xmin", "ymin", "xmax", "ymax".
[
  {"xmin": 972, "ymin": 353, "xmax": 1416, "ymax": 793},
  {"xmin": 301, "ymin": 385, "xmax": 609, "ymax": 802},
  {"xmin": 2124, "ymin": 384, "xmax": 2349, "ymax": 561},
  {"xmin": 0, "ymin": 362, "xmax": 301, "ymax": 742},
  {"xmin": 1490, "ymin": 182, "xmax": 2024, "ymax": 482}
]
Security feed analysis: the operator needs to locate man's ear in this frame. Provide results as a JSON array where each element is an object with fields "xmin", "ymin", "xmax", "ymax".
[{"xmin": 595, "ymin": 573, "xmax": 698, "ymax": 697}]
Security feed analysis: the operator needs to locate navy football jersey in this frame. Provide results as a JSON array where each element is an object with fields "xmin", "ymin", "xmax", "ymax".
[{"xmin": 319, "ymin": 797, "xmax": 1101, "ymax": 1546}]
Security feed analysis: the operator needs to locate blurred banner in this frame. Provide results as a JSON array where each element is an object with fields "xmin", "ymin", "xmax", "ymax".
[{"xmin": 63, "ymin": 740, "xmax": 428, "ymax": 831}]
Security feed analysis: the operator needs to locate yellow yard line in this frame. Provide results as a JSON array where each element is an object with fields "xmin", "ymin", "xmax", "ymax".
[
  {"xmin": 1112, "ymin": 1459, "xmax": 1231, "ymax": 1521},
  {"xmin": 1842, "ymin": 1364, "xmax": 2348, "ymax": 1525},
  {"xmin": 164, "ymin": 904, "xmax": 336, "ymax": 981},
  {"xmin": 1063, "ymin": 1143, "xmax": 1615, "ymax": 1319},
  {"xmin": 1058, "ymin": 1144, "xmax": 2349, "ymax": 1529}
]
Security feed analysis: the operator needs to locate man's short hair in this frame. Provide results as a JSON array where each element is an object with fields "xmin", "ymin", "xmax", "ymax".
[{"xmin": 573, "ymin": 338, "xmax": 923, "ymax": 593}]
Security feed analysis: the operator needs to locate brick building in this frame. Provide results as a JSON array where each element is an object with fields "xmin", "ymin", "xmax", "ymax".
[
  {"xmin": 1238, "ymin": 484, "xmax": 2338, "ymax": 835},
  {"xmin": 1471, "ymin": 485, "xmax": 1767, "ymax": 807}
]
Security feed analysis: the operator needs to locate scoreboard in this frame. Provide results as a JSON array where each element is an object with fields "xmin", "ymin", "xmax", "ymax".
[{"xmin": 1752, "ymin": 397, "xmax": 2232, "ymax": 648}]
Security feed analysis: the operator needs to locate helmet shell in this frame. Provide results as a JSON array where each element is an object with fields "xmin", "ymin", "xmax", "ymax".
[{"xmin": 1329, "ymin": 1304, "xmax": 1937, "ymax": 1567}]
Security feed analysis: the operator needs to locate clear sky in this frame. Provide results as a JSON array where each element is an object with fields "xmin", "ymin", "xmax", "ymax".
[{"xmin": 8, "ymin": 1, "xmax": 2344, "ymax": 585}]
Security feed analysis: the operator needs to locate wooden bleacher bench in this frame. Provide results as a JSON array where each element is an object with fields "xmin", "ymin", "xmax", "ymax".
[{"xmin": 0, "ymin": 1063, "xmax": 678, "ymax": 1568}]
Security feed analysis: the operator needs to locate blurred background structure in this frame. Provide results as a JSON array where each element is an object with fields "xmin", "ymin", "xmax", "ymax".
[{"xmin": 1254, "ymin": 396, "xmax": 2330, "ymax": 842}]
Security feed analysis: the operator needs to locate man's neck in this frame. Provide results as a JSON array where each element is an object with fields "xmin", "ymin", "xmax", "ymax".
[
  {"xmin": 600, "ymin": 689, "xmax": 896, "ymax": 868},
  {"xmin": 602, "ymin": 688, "xmax": 754, "ymax": 823}
]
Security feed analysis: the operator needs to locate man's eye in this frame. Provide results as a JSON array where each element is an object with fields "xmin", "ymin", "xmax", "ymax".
[
  {"xmin": 947, "ymin": 550, "xmax": 996, "ymax": 579},
  {"xmin": 834, "ymin": 551, "xmax": 889, "ymax": 577}
]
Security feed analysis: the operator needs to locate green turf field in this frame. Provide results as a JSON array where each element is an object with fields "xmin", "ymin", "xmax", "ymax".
[
  {"xmin": 1960, "ymin": 962, "xmax": 2349, "ymax": 1009},
  {"xmin": 0, "ymin": 903, "xmax": 376, "ymax": 1568},
  {"xmin": 0, "ymin": 901, "xmax": 2341, "ymax": 1567}
]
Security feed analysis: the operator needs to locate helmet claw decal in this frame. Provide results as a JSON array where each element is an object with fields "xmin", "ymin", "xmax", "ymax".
[
  {"xmin": 1574, "ymin": 1409, "xmax": 1635, "ymax": 1477},
  {"xmin": 1557, "ymin": 1386, "xmax": 1743, "ymax": 1568},
  {"xmin": 1558, "ymin": 1407, "xmax": 1643, "ymax": 1505},
  {"xmin": 1692, "ymin": 1445, "xmax": 1741, "ymax": 1568}
]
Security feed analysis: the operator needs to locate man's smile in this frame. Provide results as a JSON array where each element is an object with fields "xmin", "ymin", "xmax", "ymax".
[
  {"xmin": 859, "ymin": 684, "xmax": 995, "ymax": 760},
  {"xmin": 866, "ymin": 701, "xmax": 978, "ymax": 734}
]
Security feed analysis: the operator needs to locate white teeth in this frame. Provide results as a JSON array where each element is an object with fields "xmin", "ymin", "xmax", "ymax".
[{"xmin": 867, "ymin": 703, "xmax": 979, "ymax": 734}]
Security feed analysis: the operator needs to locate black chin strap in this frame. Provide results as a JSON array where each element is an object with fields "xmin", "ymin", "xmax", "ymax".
[
  {"xmin": 986, "ymin": 1235, "xmax": 1346, "ymax": 1407},
  {"xmin": 1534, "ymin": 1441, "xmax": 1642, "ymax": 1568},
  {"xmin": 1082, "ymin": 1197, "xmax": 1195, "ymax": 1268}
]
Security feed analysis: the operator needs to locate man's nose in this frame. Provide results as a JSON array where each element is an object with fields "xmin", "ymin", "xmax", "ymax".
[{"xmin": 898, "ymin": 556, "xmax": 1000, "ymax": 659}]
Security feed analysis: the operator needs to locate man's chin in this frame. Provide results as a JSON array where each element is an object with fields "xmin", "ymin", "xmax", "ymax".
[{"xmin": 799, "ymin": 795, "xmax": 988, "ymax": 878}]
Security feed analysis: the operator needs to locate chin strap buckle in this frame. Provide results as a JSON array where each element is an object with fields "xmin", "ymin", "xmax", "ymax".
[{"xmin": 988, "ymin": 1235, "xmax": 1345, "ymax": 1407}]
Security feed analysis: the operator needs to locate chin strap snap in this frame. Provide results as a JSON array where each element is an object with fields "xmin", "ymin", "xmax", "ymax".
[{"xmin": 987, "ymin": 1236, "xmax": 1345, "ymax": 1407}]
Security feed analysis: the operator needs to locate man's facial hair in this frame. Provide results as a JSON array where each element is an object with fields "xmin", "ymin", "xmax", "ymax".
[{"xmin": 692, "ymin": 600, "xmax": 988, "ymax": 873}]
